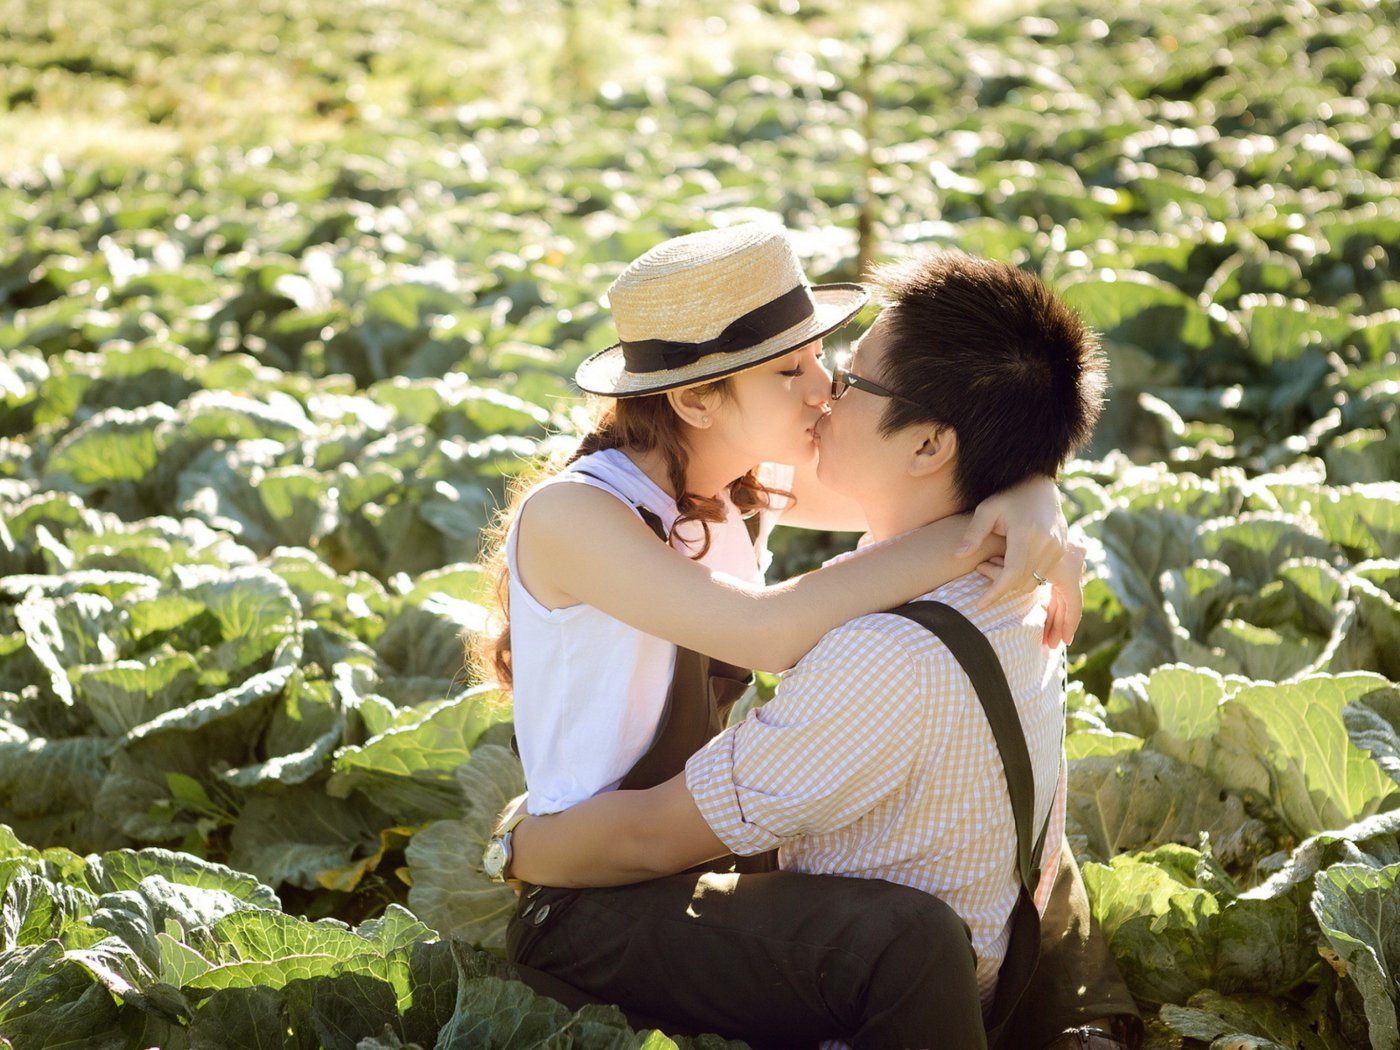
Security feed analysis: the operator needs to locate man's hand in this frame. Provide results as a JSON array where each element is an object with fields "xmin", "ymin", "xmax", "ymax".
[{"xmin": 956, "ymin": 475, "xmax": 1068, "ymax": 609}]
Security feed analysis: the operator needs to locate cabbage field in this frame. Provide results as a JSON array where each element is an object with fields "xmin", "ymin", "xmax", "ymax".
[{"xmin": 1, "ymin": 0, "xmax": 1399, "ymax": 1046}]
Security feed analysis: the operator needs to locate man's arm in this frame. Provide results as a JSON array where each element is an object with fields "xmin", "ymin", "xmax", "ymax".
[
  {"xmin": 509, "ymin": 774, "xmax": 726, "ymax": 888},
  {"xmin": 507, "ymin": 622, "xmax": 925, "ymax": 887}
]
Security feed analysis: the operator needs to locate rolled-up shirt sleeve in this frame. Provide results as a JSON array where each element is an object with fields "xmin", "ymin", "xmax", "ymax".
[{"xmin": 685, "ymin": 622, "xmax": 924, "ymax": 857}]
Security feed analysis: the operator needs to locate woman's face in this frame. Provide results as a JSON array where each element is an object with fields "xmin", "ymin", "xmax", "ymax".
[{"xmin": 709, "ymin": 340, "xmax": 832, "ymax": 467}]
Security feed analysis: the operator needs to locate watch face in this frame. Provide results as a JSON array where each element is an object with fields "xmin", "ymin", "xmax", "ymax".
[{"xmin": 483, "ymin": 838, "xmax": 508, "ymax": 879}]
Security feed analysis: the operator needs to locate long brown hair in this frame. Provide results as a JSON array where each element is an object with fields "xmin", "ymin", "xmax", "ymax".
[{"xmin": 474, "ymin": 380, "xmax": 785, "ymax": 690}]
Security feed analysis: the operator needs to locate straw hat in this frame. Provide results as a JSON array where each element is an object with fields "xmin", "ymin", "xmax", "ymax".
[{"xmin": 575, "ymin": 224, "xmax": 869, "ymax": 397}]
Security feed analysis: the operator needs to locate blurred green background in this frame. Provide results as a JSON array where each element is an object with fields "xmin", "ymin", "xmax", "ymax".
[{"xmin": 2, "ymin": 0, "xmax": 1034, "ymax": 167}]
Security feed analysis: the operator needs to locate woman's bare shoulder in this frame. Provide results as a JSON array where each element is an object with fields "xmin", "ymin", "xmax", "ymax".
[
  {"xmin": 516, "ymin": 478, "xmax": 646, "ymax": 547},
  {"xmin": 512, "ymin": 477, "xmax": 666, "ymax": 608}
]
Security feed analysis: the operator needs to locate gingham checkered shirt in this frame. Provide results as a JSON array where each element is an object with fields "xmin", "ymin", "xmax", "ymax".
[{"xmin": 686, "ymin": 567, "xmax": 1067, "ymax": 1008}]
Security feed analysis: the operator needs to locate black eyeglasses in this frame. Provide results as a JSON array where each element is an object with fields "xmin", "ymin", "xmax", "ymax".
[{"xmin": 831, "ymin": 366, "xmax": 925, "ymax": 409}]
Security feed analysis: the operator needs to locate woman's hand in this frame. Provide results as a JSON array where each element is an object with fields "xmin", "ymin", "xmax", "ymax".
[
  {"xmin": 956, "ymin": 474, "xmax": 1067, "ymax": 609},
  {"xmin": 1042, "ymin": 541, "xmax": 1085, "ymax": 648},
  {"xmin": 977, "ymin": 540, "xmax": 1085, "ymax": 647}
]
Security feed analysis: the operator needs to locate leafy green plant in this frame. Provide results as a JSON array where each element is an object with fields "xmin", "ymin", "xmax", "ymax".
[{"xmin": 0, "ymin": 825, "xmax": 741, "ymax": 1050}]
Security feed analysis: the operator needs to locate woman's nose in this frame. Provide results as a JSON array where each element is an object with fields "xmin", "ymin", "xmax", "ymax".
[{"xmin": 807, "ymin": 360, "xmax": 833, "ymax": 405}]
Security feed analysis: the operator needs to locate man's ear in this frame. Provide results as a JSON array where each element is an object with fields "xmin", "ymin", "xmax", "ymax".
[
  {"xmin": 909, "ymin": 424, "xmax": 957, "ymax": 478},
  {"xmin": 665, "ymin": 385, "xmax": 718, "ymax": 430}
]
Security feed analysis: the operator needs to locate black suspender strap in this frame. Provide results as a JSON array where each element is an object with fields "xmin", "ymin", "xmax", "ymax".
[
  {"xmin": 887, "ymin": 600, "xmax": 1057, "ymax": 1046},
  {"xmin": 572, "ymin": 469, "xmax": 670, "ymax": 543},
  {"xmin": 743, "ymin": 510, "xmax": 761, "ymax": 547},
  {"xmin": 886, "ymin": 602, "xmax": 1049, "ymax": 901}
]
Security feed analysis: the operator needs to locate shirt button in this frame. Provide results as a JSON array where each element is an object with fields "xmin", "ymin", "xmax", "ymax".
[
  {"xmin": 533, "ymin": 904, "xmax": 551, "ymax": 925},
  {"xmin": 520, "ymin": 900, "xmax": 535, "ymax": 918}
]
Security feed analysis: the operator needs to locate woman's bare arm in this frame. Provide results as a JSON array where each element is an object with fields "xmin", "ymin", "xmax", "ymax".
[
  {"xmin": 514, "ymin": 467, "xmax": 1068, "ymax": 671},
  {"xmin": 765, "ymin": 460, "xmax": 1085, "ymax": 612},
  {"xmin": 515, "ymin": 483, "xmax": 999, "ymax": 672},
  {"xmin": 780, "ymin": 463, "xmax": 1070, "ymax": 608}
]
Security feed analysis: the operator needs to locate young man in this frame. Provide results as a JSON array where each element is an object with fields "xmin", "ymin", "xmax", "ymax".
[{"xmin": 502, "ymin": 252, "xmax": 1110, "ymax": 1050}]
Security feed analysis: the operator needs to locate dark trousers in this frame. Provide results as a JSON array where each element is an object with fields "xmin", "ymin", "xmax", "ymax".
[{"xmin": 507, "ymin": 868, "xmax": 988, "ymax": 1050}]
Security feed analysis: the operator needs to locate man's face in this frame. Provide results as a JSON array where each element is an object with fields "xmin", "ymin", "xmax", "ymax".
[{"xmin": 813, "ymin": 317, "xmax": 910, "ymax": 501}]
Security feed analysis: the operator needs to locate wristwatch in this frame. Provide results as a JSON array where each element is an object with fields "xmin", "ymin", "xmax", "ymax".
[{"xmin": 483, "ymin": 811, "xmax": 529, "ymax": 882}]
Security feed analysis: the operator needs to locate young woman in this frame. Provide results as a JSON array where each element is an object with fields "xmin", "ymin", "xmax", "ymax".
[{"xmin": 481, "ymin": 223, "xmax": 1075, "ymax": 818}]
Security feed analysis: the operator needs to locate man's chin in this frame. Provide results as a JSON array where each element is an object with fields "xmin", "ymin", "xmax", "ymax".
[{"xmin": 813, "ymin": 459, "xmax": 852, "ymax": 497}]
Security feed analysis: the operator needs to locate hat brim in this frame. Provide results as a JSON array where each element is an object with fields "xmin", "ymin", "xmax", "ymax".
[{"xmin": 574, "ymin": 283, "xmax": 871, "ymax": 397}]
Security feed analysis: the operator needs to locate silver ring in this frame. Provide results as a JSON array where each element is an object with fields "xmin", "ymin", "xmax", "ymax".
[{"xmin": 1032, "ymin": 572, "xmax": 1048, "ymax": 586}]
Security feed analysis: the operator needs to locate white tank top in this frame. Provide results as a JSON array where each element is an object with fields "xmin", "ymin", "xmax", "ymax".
[{"xmin": 506, "ymin": 448, "xmax": 788, "ymax": 814}]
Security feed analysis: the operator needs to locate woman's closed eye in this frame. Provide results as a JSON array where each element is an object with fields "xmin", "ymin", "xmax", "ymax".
[{"xmin": 779, "ymin": 367, "xmax": 805, "ymax": 378}]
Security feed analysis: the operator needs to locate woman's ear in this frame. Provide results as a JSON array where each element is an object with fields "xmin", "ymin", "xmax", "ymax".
[
  {"xmin": 909, "ymin": 425, "xmax": 957, "ymax": 478},
  {"xmin": 666, "ymin": 385, "xmax": 718, "ymax": 429}
]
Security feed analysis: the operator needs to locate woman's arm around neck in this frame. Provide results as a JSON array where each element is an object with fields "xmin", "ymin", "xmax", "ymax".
[{"xmin": 514, "ymin": 481, "xmax": 1005, "ymax": 672}]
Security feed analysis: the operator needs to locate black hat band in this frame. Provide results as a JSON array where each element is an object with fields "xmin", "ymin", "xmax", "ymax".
[{"xmin": 619, "ymin": 284, "xmax": 815, "ymax": 374}]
